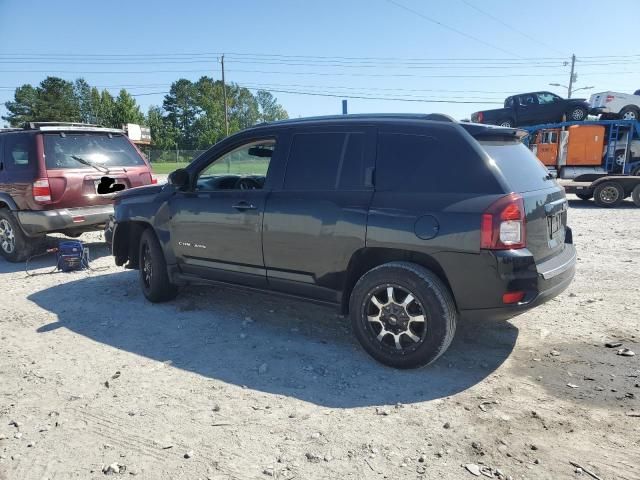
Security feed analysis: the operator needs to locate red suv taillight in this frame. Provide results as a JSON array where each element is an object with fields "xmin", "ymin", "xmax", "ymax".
[
  {"xmin": 32, "ymin": 178, "xmax": 52, "ymax": 203},
  {"xmin": 480, "ymin": 193, "xmax": 526, "ymax": 250},
  {"xmin": 476, "ymin": 112, "xmax": 484, "ymax": 122}
]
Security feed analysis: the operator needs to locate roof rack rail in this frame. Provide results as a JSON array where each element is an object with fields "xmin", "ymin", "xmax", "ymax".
[
  {"xmin": 0, "ymin": 127, "xmax": 24, "ymax": 133},
  {"xmin": 26, "ymin": 121, "xmax": 105, "ymax": 129}
]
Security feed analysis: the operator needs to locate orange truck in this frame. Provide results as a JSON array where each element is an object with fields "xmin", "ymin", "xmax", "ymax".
[{"xmin": 524, "ymin": 120, "xmax": 640, "ymax": 207}]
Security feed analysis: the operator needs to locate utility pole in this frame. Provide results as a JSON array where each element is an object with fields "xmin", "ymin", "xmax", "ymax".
[
  {"xmin": 221, "ymin": 55, "xmax": 229, "ymax": 137},
  {"xmin": 567, "ymin": 54, "xmax": 576, "ymax": 98}
]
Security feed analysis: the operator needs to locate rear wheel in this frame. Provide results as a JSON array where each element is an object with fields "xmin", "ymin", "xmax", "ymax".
[
  {"xmin": 498, "ymin": 118, "xmax": 514, "ymax": 127},
  {"xmin": 620, "ymin": 106, "xmax": 640, "ymax": 121},
  {"xmin": 632, "ymin": 185, "xmax": 640, "ymax": 207},
  {"xmin": 0, "ymin": 209, "xmax": 42, "ymax": 262},
  {"xmin": 631, "ymin": 165, "xmax": 640, "ymax": 176},
  {"xmin": 349, "ymin": 262, "xmax": 457, "ymax": 369},
  {"xmin": 576, "ymin": 193, "xmax": 592, "ymax": 201},
  {"xmin": 138, "ymin": 229, "xmax": 177, "ymax": 302},
  {"xmin": 594, "ymin": 181, "xmax": 625, "ymax": 208},
  {"xmin": 567, "ymin": 106, "xmax": 587, "ymax": 121}
]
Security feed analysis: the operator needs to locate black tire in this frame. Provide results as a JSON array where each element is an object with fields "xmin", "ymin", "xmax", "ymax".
[
  {"xmin": 593, "ymin": 181, "xmax": 625, "ymax": 208},
  {"xmin": 567, "ymin": 106, "xmax": 587, "ymax": 121},
  {"xmin": 619, "ymin": 105, "xmax": 640, "ymax": 121},
  {"xmin": 497, "ymin": 118, "xmax": 514, "ymax": 128},
  {"xmin": 138, "ymin": 228, "xmax": 178, "ymax": 302},
  {"xmin": 631, "ymin": 165, "xmax": 640, "ymax": 177},
  {"xmin": 576, "ymin": 193, "xmax": 592, "ymax": 201},
  {"xmin": 349, "ymin": 261, "xmax": 457, "ymax": 369},
  {"xmin": 632, "ymin": 184, "xmax": 640, "ymax": 207},
  {"xmin": 0, "ymin": 209, "xmax": 43, "ymax": 262}
]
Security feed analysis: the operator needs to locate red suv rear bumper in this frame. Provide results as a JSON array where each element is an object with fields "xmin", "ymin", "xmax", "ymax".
[{"xmin": 17, "ymin": 205, "xmax": 114, "ymax": 236}]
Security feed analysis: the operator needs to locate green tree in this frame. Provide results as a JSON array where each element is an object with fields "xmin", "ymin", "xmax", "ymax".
[
  {"xmin": 111, "ymin": 89, "xmax": 144, "ymax": 128},
  {"xmin": 34, "ymin": 77, "xmax": 80, "ymax": 122},
  {"xmin": 147, "ymin": 105, "xmax": 177, "ymax": 150},
  {"xmin": 256, "ymin": 90, "xmax": 289, "ymax": 122},
  {"xmin": 96, "ymin": 89, "xmax": 115, "ymax": 127},
  {"xmin": 74, "ymin": 78, "xmax": 94, "ymax": 124},
  {"xmin": 2, "ymin": 84, "xmax": 38, "ymax": 126},
  {"xmin": 163, "ymin": 79, "xmax": 200, "ymax": 149}
]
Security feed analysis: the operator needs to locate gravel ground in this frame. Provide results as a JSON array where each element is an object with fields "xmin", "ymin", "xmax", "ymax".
[{"xmin": 1, "ymin": 195, "xmax": 639, "ymax": 480}]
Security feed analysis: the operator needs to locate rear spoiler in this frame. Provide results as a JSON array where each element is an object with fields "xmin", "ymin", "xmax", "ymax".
[{"xmin": 460, "ymin": 123, "xmax": 527, "ymax": 142}]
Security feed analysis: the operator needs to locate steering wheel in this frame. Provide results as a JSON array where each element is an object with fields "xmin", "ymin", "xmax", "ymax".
[{"xmin": 234, "ymin": 177, "xmax": 262, "ymax": 190}]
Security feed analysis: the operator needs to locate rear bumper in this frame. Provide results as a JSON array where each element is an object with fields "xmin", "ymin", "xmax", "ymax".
[
  {"xmin": 460, "ymin": 240, "xmax": 576, "ymax": 322},
  {"xmin": 17, "ymin": 204, "xmax": 114, "ymax": 236}
]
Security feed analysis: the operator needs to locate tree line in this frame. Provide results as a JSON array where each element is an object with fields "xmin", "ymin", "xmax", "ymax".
[{"xmin": 2, "ymin": 76, "xmax": 289, "ymax": 150}]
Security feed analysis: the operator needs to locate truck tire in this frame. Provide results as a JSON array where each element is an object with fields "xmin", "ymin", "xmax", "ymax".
[
  {"xmin": 349, "ymin": 261, "xmax": 457, "ymax": 369},
  {"xmin": 620, "ymin": 106, "xmax": 640, "ymax": 121},
  {"xmin": 567, "ymin": 106, "xmax": 587, "ymax": 121},
  {"xmin": 497, "ymin": 118, "xmax": 514, "ymax": 128},
  {"xmin": 631, "ymin": 184, "xmax": 640, "ymax": 207},
  {"xmin": 632, "ymin": 165, "xmax": 640, "ymax": 176},
  {"xmin": 594, "ymin": 181, "xmax": 625, "ymax": 208}
]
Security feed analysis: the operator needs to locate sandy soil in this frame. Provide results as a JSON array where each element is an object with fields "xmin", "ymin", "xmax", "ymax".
[{"xmin": 1, "ymin": 196, "xmax": 639, "ymax": 480}]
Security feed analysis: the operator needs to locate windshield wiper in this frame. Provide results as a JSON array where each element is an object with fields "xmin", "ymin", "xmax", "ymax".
[{"xmin": 70, "ymin": 155, "xmax": 111, "ymax": 174}]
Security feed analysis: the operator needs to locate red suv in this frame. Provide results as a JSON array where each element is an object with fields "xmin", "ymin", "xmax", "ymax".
[{"xmin": 0, "ymin": 122, "xmax": 154, "ymax": 262}]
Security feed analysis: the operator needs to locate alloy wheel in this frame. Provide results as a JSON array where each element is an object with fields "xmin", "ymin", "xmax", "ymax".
[
  {"xmin": 142, "ymin": 243, "xmax": 153, "ymax": 288},
  {"xmin": 0, "ymin": 219, "xmax": 16, "ymax": 254},
  {"xmin": 365, "ymin": 285, "xmax": 427, "ymax": 352},
  {"xmin": 623, "ymin": 111, "xmax": 638, "ymax": 120},
  {"xmin": 572, "ymin": 109, "xmax": 585, "ymax": 120}
]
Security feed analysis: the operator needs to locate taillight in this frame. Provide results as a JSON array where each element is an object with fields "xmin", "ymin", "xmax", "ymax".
[
  {"xmin": 151, "ymin": 177, "xmax": 158, "ymax": 184},
  {"xmin": 32, "ymin": 178, "xmax": 52, "ymax": 203},
  {"xmin": 606, "ymin": 95, "xmax": 614, "ymax": 102},
  {"xmin": 502, "ymin": 291, "xmax": 525, "ymax": 304},
  {"xmin": 480, "ymin": 193, "xmax": 526, "ymax": 250},
  {"xmin": 477, "ymin": 112, "xmax": 484, "ymax": 123}
]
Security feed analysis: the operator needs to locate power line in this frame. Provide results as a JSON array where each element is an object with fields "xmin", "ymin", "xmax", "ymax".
[
  {"xmin": 459, "ymin": 0, "xmax": 566, "ymax": 55},
  {"xmin": 385, "ymin": 0, "xmax": 521, "ymax": 58}
]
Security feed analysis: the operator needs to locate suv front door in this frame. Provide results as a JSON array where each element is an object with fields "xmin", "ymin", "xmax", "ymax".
[{"xmin": 167, "ymin": 136, "xmax": 281, "ymax": 287}]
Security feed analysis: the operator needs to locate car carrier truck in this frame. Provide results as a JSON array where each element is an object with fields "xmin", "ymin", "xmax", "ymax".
[{"xmin": 524, "ymin": 119, "xmax": 640, "ymax": 207}]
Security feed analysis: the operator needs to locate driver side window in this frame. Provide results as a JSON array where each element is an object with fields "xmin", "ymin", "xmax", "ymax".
[{"xmin": 196, "ymin": 139, "xmax": 274, "ymax": 191}]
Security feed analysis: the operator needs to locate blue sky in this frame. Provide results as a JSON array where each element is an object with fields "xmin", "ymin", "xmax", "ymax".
[{"xmin": 1, "ymin": 0, "xmax": 639, "ymax": 126}]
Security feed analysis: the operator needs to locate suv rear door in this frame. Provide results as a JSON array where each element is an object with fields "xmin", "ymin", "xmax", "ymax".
[{"xmin": 262, "ymin": 125, "xmax": 376, "ymax": 302}]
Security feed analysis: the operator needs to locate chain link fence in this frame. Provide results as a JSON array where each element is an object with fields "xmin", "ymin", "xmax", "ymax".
[{"xmin": 146, "ymin": 149, "xmax": 207, "ymax": 165}]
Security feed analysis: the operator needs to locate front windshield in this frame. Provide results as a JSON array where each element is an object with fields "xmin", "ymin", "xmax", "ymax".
[{"xmin": 43, "ymin": 133, "xmax": 146, "ymax": 169}]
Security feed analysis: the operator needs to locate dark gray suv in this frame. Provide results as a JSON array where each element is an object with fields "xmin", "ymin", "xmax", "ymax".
[{"xmin": 106, "ymin": 114, "xmax": 576, "ymax": 368}]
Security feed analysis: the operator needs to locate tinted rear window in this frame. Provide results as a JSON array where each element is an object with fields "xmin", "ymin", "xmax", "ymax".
[
  {"xmin": 376, "ymin": 130, "xmax": 501, "ymax": 193},
  {"xmin": 43, "ymin": 133, "xmax": 145, "ymax": 170},
  {"xmin": 481, "ymin": 141, "xmax": 555, "ymax": 192}
]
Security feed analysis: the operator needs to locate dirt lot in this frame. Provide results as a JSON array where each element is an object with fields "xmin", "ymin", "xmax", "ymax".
[{"xmin": 1, "ymin": 196, "xmax": 639, "ymax": 480}]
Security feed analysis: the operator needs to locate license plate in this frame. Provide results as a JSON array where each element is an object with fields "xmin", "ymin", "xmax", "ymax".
[
  {"xmin": 548, "ymin": 213, "xmax": 562, "ymax": 238},
  {"xmin": 94, "ymin": 178, "xmax": 126, "ymax": 195}
]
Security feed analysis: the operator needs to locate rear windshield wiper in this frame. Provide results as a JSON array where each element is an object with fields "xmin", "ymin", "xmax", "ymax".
[{"xmin": 70, "ymin": 155, "xmax": 111, "ymax": 174}]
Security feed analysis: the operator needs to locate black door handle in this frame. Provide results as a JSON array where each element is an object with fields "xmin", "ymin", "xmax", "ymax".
[{"xmin": 232, "ymin": 202, "xmax": 257, "ymax": 211}]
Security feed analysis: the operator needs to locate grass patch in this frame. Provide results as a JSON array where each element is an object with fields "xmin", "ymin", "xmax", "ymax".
[{"xmin": 151, "ymin": 162, "xmax": 189, "ymax": 174}]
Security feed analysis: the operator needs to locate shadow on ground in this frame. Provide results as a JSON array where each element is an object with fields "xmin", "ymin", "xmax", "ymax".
[{"xmin": 29, "ymin": 270, "xmax": 519, "ymax": 408}]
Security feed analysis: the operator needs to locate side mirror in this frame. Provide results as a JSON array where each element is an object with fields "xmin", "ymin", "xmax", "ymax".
[{"xmin": 168, "ymin": 168, "xmax": 190, "ymax": 189}]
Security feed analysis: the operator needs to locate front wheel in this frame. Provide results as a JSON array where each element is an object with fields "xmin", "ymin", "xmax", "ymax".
[
  {"xmin": 567, "ymin": 106, "xmax": 587, "ymax": 121},
  {"xmin": 138, "ymin": 229, "xmax": 178, "ymax": 302},
  {"xmin": 349, "ymin": 262, "xmax": 457, "ymax": 369},
  {"xmin": 594, "ymin": 181, "xmax": 625, "ymax": 208}
]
